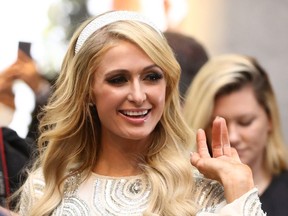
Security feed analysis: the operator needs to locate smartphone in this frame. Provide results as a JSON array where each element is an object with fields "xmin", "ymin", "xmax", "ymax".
[{"xmin": 18, "ymin": 41, "xmax": 32, "ymax": 58}]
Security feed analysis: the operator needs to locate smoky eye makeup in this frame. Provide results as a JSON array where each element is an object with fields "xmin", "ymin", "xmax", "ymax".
[
  {"xmin": 105, "ymin": 70, "xmax": 129, "ymax": 85},
  {"xmin": 144, "ymin": 71, "xmax": 164, "ymax": 81},
  {"xmin": 104, "ymin": 65, "xmax": 164, "ymax": 85},
  {"xmin": 106, "ymin": 75, "xmax": 127, "ymax": 84},
  {"xmin": 143, "ymin": 65, "xmax": 164, "ymax": 81}
]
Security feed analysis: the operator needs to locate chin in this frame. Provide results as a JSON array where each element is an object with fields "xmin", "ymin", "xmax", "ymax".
[{"xmin": 123, "ymin": 131, "xmax": 153, "ymax": 140}]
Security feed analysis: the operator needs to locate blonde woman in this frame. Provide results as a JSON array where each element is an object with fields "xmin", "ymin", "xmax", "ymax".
[
  {"xmin": 7, "ymin": 12, "xmax": 265, "ymax": 216},
  {"xmin": 183, "ymin": 54, "xmax": 288, "ymax": 215}
]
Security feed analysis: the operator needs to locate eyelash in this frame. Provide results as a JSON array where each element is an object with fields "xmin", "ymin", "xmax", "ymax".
[
  {"xmin": 208, "ymin": 119, "xmax": 254, "ymax": 128},
  {"xmin": 238, "ymin": 120, "xmax": 253, "ymax": 127},
  {"xmin": 107, "ymin": 72, "xmax": 164, "ymax": 85},
  {"xmin": 145, "ymin": 72, "xmax": 163, "ymax": 81},
  {"xmin": 107, "ymin": 76, "xmax": 127, "ymax": 84}
]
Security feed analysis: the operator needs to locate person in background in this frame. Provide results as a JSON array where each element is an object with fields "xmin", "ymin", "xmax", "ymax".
[
  {"xmin": 183, "ymin": 54, "xmax": 288, "ymax": 216},
  {"xmin": 10, "ymin": 50, "xmax": 53, "ymax": 141},
  {"xmin": 0, "ymin": 127, "xmax": 34, "ymax": 208},
  {"xmin": 0, "ymin": 49, "xmax": 50, "ymax": 208},
  {"xmin": 0, "ymin": 66, "xmax": 17, "ymax": 127},
  {"xmin": 0, "ymin": 49, "xmax": 53, "ymax": 142},
  {"xmin": 164, "ymin": 31, "xmax": 209, "ymax": 102},
  {"xmin": 5, "ymin": 11, "xmax": 265, "ymax": 215}
]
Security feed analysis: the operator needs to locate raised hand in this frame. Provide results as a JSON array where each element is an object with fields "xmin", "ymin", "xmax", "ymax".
[
  {"xmin": 0, "ymin": 66, "xmax": 17, "ymax": 109},
  {"xmin": 190, "ymin": 116, "xmax": 254, "ymax": 203},
  {"xmin": 14, "ymin": 50, "xmax": 42, "ymax": 93}
]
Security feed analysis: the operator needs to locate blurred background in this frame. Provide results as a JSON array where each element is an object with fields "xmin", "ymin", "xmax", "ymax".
[{"xmin": 0, "ymin": 0, "xmax": 287, "ymax": 143}]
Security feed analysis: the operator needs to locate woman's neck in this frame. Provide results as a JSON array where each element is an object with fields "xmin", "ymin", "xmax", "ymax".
[
  {"xmin": 93, "ymin": 150, "xmax": 143, "ymax": 177},
  {"xmin": 93, "ymin": 136, "xmax": 148, "ymax": 177},
  {"xmin": 251, "ymin": 162, "xmax": 272, "ymax": 195}
]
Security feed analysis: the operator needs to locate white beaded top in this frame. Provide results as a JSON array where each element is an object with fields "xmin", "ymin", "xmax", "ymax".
[{"xmin": 18, "ymin": 170, "xmax": 265, "ymax": 215}]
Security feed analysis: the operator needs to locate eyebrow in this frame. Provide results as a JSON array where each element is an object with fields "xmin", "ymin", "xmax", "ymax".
[
  {"xmin": 105, "ymin": 64, "xmax": 162, "ymax": 76},
  {"xmin": 144, "ymin": 64, "xmax": 162, "ymax": 71}
]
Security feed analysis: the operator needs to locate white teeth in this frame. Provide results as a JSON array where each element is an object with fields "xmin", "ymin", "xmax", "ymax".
[{"xmin": 123, "ymin": 110, "xmax": 148, "ymax": 116}]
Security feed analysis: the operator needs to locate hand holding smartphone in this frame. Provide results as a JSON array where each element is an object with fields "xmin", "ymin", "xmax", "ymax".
[{"xmin": 18, "ymin": 41, "xmax": 32, "ymax": 58}]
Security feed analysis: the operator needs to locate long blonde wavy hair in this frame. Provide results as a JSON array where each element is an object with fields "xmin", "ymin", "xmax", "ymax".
[
  {"xmin": 20, "ymin": 13, "xmax": 198, "ymax": 216},
  {"xmin": 183, "ymin": 54, "xmax": 288, "ymax": 176}
]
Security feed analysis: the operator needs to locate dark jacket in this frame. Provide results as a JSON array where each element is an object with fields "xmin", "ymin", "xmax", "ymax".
[{"xmin": 0, "ymin": 127, "xmax": 35, "ymax": 206}]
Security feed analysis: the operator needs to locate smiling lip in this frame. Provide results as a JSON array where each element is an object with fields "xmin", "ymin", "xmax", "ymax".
[{"xmin": 119, "ymin": 109, "xmax": 151, "ymax": 123}]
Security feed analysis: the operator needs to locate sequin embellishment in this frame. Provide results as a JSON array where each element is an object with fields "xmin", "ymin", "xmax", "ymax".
[
  {"xmin": 52, "ymin": 174, "xmax": 151, "ymax": 216},
  {"xmin": 93, "ymin": 176, "xmax": 150, "ymax": 215},
  {"xmin": 52, "ymin": 197, "xmax": 90, "ymax": 216}
]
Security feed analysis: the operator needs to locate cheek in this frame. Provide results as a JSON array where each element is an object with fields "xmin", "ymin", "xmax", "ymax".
[
  {"xmin": 158, "ymin": 91, "xmax": 166, "ymax": 105},
  {"xmin": 151, "ymin": 86, "xmax": 166, "ymax": 108},
  {"xmin": 93, "ymin": 86, "xmax": 123, "ymax": 105},
  {"xmin": 242, "ymin": 123, "xmax": 270, "ymax": 146}
]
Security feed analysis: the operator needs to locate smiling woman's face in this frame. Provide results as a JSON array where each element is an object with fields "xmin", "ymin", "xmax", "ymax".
[{"xmin": 92, "ymin": 40, "xmax": 166, "ymax": 141}]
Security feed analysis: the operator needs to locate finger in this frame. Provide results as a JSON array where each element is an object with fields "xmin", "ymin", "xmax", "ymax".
[
  {"xmin": 231, "ymin": 147, "xmax": 242, "ymax": 162},
  {"xmin": 18, "ymin": 50, "xmax": 31, "ymax": 62},
  {"xmin": 211, "ymin": 117, "xmax": 223, "ymax": 157},
  {"xmin": 220, "ymin": 117, "xmax": 231, "ymax": 156},
  {"xmin": 190, "ymin": 152, "xmax": 200, "ymax": 167},
  {"xmin": 196, "ymin": 129, "xmax": 211, "ymax": 158}
]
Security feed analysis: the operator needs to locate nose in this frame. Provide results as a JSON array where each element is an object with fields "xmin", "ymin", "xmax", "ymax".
[
  {"xmin": 228, "ymin": 123, "xmax": 240, "ymax": 145},
  {"xmin": 127, "ymin": 81, "xmax": 147, "ymax": 105}
]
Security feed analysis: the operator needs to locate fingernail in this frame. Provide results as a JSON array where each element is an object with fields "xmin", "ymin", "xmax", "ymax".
[{"xmin": 190, "ymin": 152, "xmax": 194, "ymax": 158}]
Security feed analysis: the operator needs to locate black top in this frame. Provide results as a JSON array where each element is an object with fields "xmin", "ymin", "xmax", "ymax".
[
  {"xmin": 2, "ymin": 127, "xmax": 35, "ymax": 194},
  {"xmin": 260, "ymin": 170, "xmax": 288, "ymax": 216}
]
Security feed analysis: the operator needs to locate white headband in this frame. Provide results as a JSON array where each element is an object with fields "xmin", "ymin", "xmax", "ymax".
[{"xmin": 75, "ymin": 10, "xmax": 163, "ymax": 54}]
